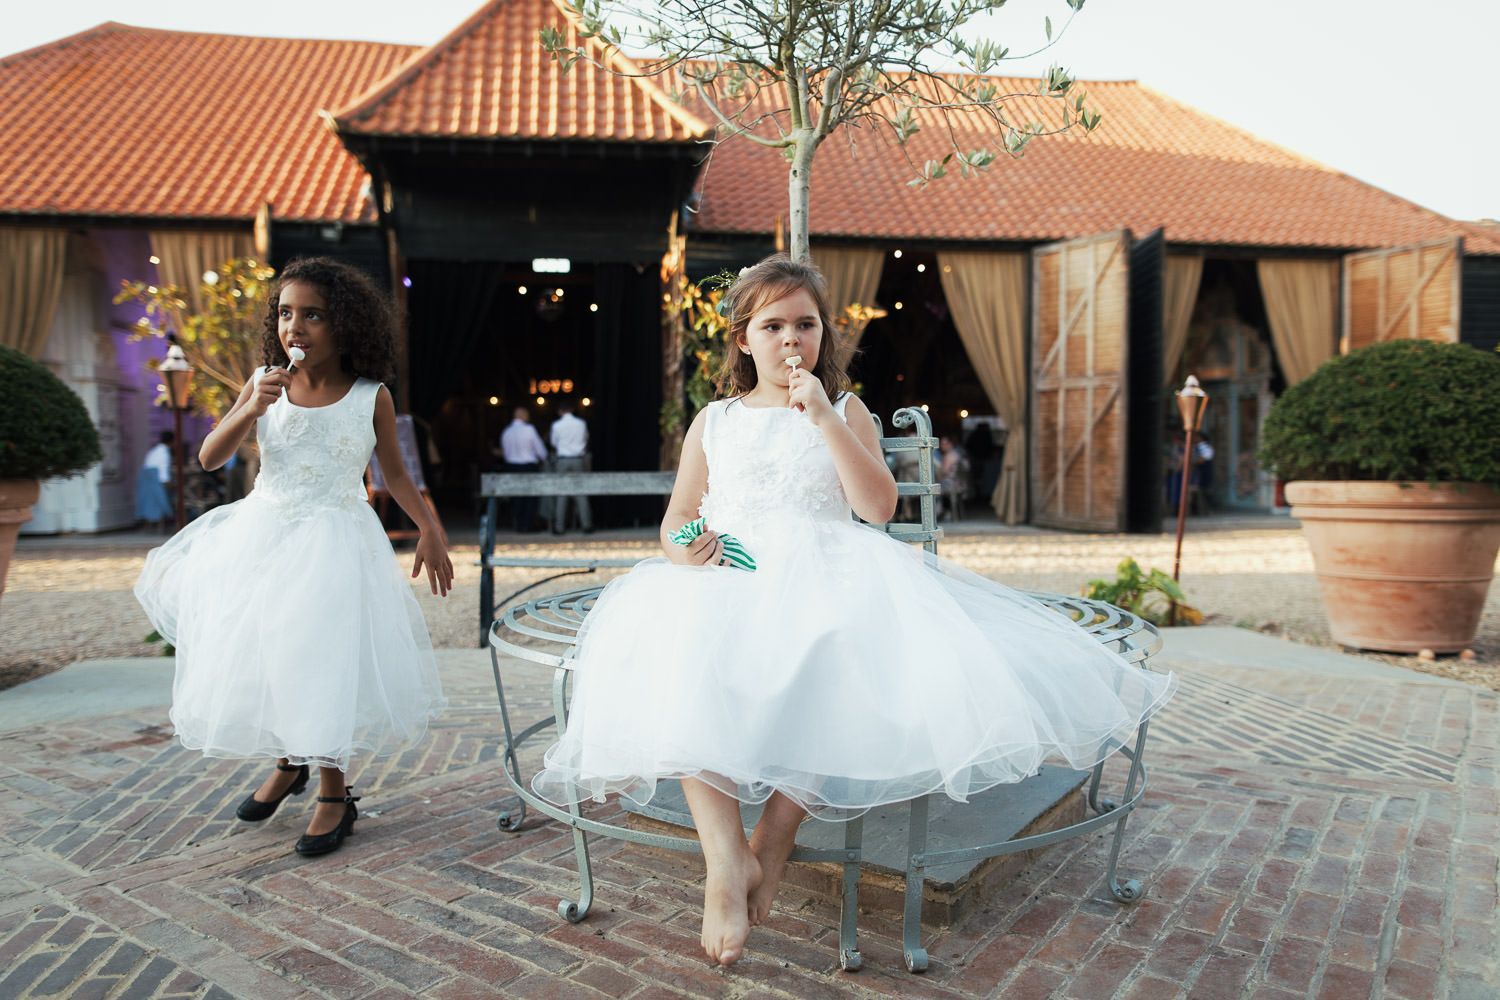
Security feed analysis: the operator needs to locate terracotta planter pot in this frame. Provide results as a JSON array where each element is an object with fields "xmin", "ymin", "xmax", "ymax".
[
  {"xmin": 1285, "ymin": 481, "xmax": 1500, "ymax": 653},
  {"xmin": 0, "ymin": 478, "xmax": 40, "ymax": 602}
]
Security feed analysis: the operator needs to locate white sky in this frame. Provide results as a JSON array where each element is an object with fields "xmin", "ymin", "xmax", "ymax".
[{"xmin": 8, "ymin": 0, "xmax": 1498, "ymax": 222}]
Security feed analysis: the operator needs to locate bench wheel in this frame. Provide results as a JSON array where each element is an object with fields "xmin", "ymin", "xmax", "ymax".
[
  {"xmin": 1111, "ymin": 879, "xmax": 1143, "ymax": 903},
  {"xmin": 839, "ymin": 949, "xmax": 862, "ymax": 972},
  {"xmin": 904, "ymin": 948, "xmax": 928, "ymax": 973},
  {"xmin": 497, "ymin": 811, "xmax": 523, "ymax": 833}
]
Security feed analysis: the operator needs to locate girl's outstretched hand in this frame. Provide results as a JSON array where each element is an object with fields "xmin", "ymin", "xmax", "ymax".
[
  {"xmin": 787, "ymin": 365, "xmax": 834, "ymax": 425},
  {"xmin": 412, "ymin": 532, "xmax": 454, "ymax": 596}
]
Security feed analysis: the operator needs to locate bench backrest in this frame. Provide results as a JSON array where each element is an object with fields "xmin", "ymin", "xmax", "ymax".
[
  {"xmin": 872, "ymin": 406, "xmax": 942, "ymax": 555},
  {"xmin": 477, "ymin": 407, "xmax": 942, "ymax": 554}
]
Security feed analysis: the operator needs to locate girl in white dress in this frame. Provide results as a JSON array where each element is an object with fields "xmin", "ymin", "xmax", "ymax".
[
  {"xmin": 134, "ymin": 257, "xmax": 450, "ymax": 857},
  {"xmin": 533, "ymin": 255, "xmax": 1176, "ymax": 967}
]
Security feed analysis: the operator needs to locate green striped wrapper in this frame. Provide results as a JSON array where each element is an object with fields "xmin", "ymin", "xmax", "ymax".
[{"xmin": 669, "ymin": 517, "xmax": 757, "ymax": 571}]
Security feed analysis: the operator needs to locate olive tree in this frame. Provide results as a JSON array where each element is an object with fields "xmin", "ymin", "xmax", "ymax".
[{"xmin": 542, "ymin": 0, "xmax": 1100, "ymax": 261}]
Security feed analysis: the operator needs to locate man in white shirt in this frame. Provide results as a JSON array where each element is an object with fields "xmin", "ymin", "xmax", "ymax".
[
  {"xmin": 549, "ymin": 402, "xmax": 593, "ymax": 534},
  {"xmin": 500, "ymin": 407, "xmax": 548, "ymax": 532}
]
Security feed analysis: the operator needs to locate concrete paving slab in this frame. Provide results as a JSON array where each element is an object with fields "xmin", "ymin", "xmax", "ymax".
[
  {"xmin": 1155, "ymin": 624, "xmax": 1469, "ymax": 684},
  {"xmin": 0, "ymin": 650, "xmax": 502, "ymax": 734}
]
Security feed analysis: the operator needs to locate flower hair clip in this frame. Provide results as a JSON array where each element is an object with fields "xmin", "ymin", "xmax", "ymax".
[{"xmin": 701, "ymin": 266, "xmax": 754, "ymax": 319}]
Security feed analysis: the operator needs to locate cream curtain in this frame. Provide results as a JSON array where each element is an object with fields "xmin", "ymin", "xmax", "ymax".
[
  {"xmin": 1257, "ymin": 259, "xmax": 1339, "ymax": 384},
  {"xmin": 812, "ymin": 245, "xmax": 884, "ymax": 366},
  {"xmin": 1162, "ymin": 254, "xmax": 1204, "ymax": 385},
  {"xmin": 937, "ymin": 250, "xmax": 1029, "ymax": 524},
  {"xmin": 0, "ymin": 227, "xmax": 69, "ymax": 358},
  {"xmin": 149, "ymin": 231, "xmax": 256, "ymax": 314}
]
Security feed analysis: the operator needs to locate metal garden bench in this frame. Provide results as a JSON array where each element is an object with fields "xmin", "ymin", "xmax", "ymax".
[{"xmin": 486, "ymin": 407, "xmax": 1164, "ymax": 972}]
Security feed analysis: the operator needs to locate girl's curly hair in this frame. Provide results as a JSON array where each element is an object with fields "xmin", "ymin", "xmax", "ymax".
[
  {"xmin": 260, "ymin": 257, "xmax": 397, "ymax": 382},
  {"xmin": 714, "ymin": 254, "xmax": 850, "ymax": 401}
]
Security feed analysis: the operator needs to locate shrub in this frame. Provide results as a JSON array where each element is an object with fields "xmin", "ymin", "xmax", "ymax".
[
  {"xmin": 1258, "ymin": 339, "xmax": 1500, "ymax": 489},
  {"xmin": 0, "ymin": 344, "xmax": 102, "ymax": 480}
]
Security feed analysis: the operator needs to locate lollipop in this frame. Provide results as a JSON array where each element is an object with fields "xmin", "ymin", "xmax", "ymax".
[
  {"xmin": 785, "ymin": 355, "xmax": 802, "ymax": 370},
  {"xmin": 286, "ymin": 346, "xmax": 306, "ymax": 370}
]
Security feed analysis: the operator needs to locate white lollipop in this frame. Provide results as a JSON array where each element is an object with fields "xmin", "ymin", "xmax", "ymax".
[
  {"xmin": 286, "ymin": 346, "xmax": 306, "ymax": 370},
  {"xmin": 785, "ymin": 355, "xmax": 802, "ymax": 370}
]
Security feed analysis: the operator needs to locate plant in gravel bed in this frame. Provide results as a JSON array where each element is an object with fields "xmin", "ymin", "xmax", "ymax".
[
  {"xmin": 1083, "ymin": 558, "xmax": 1201, "ymax": 627},
  {"xmin": 1256, "ymin": 339, "xmax": 1500, "ymax": 654}
]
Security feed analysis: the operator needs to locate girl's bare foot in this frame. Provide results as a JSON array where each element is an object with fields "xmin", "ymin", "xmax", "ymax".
[
  {"xmin": 746, "ymin": 825, "xmax": 798, "ymax": 925},
  {"xmin": 701, "ymin": 846, "xmax": 761, "ymax": 966},
  {"xmin": 746, "ymin": 795, "xmax": 804, "ymax": 925}
]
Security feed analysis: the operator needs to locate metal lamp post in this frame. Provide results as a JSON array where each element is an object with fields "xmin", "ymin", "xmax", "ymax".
[
  {"xmin": 159, "ymin": 344, "xmax": 194, "ymax": 531},
  {"xmin": 1170, "ymin": 374, "xmax": 1208, "ymax": 626}
]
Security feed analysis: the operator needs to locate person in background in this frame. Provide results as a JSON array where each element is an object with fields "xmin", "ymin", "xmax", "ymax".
[
  {"xmin": 549, "ymin": 401, "xmax": 594, "ymax": 535},
  {"xmin": 136, "ymin": 430, "xmax": 174, "ymax": 531},
  {"xmin": 500, "ymin": 406, "xmax": 548, "ymax": 532}
]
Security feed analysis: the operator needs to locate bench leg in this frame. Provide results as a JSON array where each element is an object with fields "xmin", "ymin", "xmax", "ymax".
[
  {"xmin": 552, "ymin": 666, "xmax": 595, "ymax": 923},
  {"xmin": 838, "ymin": 814, "xmax": 864, "ymax": 972},
  {"xmin": 902, "ymin": 795, "xmax": 930, "ymax": 973},
  {"xmin": 1100, "ymin": 721, "xmax": 1151, "ymax": 904}
]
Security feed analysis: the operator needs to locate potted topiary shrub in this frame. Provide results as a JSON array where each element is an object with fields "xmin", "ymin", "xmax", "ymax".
[
  {"xmin": 0, "ymin": 344, "xmax": 103, "ymax": 599},
  {"xmin": 1258, "ymin": 338, "xmax": 1500, "ymax": 653}
]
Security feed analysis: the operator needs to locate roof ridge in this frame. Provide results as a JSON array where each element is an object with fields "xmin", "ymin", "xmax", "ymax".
[
  {"xmin": 331, "ymin": 0, "xmax": 508, "ymax": 127},
  {"xmin": 559, "ymin": 1, "xmax": 710, "ymax": 137}
]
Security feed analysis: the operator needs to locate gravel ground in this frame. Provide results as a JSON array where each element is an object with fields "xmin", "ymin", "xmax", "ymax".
[{"xmin": 3, "ymin": 516, "xmax": 1496, "ymax": 694}]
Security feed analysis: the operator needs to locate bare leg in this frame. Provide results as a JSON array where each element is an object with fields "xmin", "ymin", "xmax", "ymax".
[
  {"xmin": 746, "ymin": 792, "xmax": 805, "ymax": 925},
  {"xmin": 305, "ymin": 767, "xmax": 348, "ymax": 836},
  {"xmin": 250, "ymin": 757, "xmax": 301, "ymax": 803},
  {"xmin": 682, "ymin": 776, "xmax": 761, "ymax": 967}
]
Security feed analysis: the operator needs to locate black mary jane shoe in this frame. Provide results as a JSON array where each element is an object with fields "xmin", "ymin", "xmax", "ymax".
[
  {"xmin": 293, "ymin": 791, "xmax": 360, "ymax": 857},
  {"xmin": 235, "ymin": 762, "xmax": 310, "ymax": 822}
]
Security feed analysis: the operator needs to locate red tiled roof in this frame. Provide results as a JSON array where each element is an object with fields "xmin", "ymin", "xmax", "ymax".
[
  {"xmin": 333, "ymin": 0, "xmax": 708, "ymax": 142},
  {"xmin": 0, "ymin": 23, "xmax": 416, "ymax": 223},
  {"xmin": 687, "ymin": 77, "xmax": 1500, "ymax": 255}
]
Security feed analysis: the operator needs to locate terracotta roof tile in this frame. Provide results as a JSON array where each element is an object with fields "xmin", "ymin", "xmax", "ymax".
[
  {"xmin": 0, "ymin": 23, "xmax": 415, "ymax": 222},
  {"xmin": 687, "ymin": 77, "xmax": 1500, "ymax": 255},
  {"xmin": 333, "ymin": 0, "xmax": 708, "ymax": 142}
]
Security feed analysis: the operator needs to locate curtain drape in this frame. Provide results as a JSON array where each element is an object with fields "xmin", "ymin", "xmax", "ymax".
[
  {"xmin": 936, "ymin": 251, "xmax": 1029, "ymax": 524},
  {"xmin": 148, "ymin": 231, "xmax": 256, "ymax": 314},
  {"xmin": 1257, "ymin": 259, "xmax": 1339, "ymax": 384},
  {"xmin": 0, "ymin": 227, "xmax": 69, "ymax": 358},
  {"xmin": 1162, "ymin": 255, "xmax": 1204, "ymax": 385},
  {"xmin": 812, "ymin": 245, "xmax": 884, "ymax": 367}
]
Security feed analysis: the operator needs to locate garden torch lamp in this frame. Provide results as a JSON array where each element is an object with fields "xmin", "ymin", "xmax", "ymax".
[
  {"xmin": 1170, "ymin": 375, "xmax": 1208, "ymax": 625},
  {"xmin": 160, "ymin": 344, "xmax": 194, "ymax": 531}
]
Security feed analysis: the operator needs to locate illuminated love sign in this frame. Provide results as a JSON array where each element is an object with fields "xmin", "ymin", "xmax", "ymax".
[{"xmin": 529, "ymin": 379, "xmax": 575, "ymax": 395}]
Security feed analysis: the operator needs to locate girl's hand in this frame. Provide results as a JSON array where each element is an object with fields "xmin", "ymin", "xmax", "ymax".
[
  {"xmin": 412, "ymin": 532, "xmax": 454, "ymax": 596},
  {"xmin": 671, "ymin": 528, "xmax": 723, "ymax": 567},
  {"xmin": 249, "ymin": 368, "xmax": 291, "ymax": 417},
  {"xmin": 787, "ymin": 365, "xmax": 834, "ymax": 425}
]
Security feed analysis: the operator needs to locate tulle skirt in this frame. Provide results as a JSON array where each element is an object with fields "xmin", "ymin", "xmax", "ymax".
[
  {"xmin": 134, "ymin": 492, "xmax": 446, "ymax": 771},
  {"xmin": 533, "ymin": 514, "xmax": 1175, "ymax": 817}
]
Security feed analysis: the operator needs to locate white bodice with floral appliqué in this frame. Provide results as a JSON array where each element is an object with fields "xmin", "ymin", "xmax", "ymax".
[
  {"xmin": 698, "ymin": 395, "xmax": 853, "ymax": 542},
  {"xmin": 252, "ymin": 367, "xmax": 379, "ymax": 519}
]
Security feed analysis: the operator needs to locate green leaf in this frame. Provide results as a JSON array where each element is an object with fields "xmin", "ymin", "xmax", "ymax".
[{"xmin": 1045, "ymin": 16, "xmax": 1053, "ymax": 40}]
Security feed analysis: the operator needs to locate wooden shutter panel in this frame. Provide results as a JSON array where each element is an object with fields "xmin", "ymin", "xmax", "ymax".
[
  {"xmin": 1343, "ymin": 238, "xmax": 1462, "ymax": 352},
  {"xmin": 1030, "ymin": 231, "xmax": 1132, "ymax": 532}
]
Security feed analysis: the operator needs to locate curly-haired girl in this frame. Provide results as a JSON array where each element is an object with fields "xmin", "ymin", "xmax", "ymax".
[{"xmin": 135, "ymin": 256, "xmax": 449, "ymax": 858}]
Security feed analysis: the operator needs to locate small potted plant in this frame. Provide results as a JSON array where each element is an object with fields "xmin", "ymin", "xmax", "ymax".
[
  {"xmin": 1257, "ymin": 338, "xmax": 1500, "ymax": 653},
  {"xmin": 0, "ymin": 344, "xmax": 103, "ymax": 598}
]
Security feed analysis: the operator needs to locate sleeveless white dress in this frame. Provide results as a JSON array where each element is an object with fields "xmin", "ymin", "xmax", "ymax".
[
  {"xmin": 134, "ymin": 369, "xmax": 446, "ymax": 771},
  {"xmin": 533, "ymin": 395, "xmax": 1176, "ymax": 816}
]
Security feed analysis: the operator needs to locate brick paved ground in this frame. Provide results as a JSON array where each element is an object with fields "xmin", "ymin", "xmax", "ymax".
[{"xmin": 1, "ymin": 632, "xmax": 1495, "ymax": 999}]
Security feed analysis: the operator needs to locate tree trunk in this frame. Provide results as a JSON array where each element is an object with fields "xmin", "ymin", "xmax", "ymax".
[{"xmin": 786, "ymin": 131, "xmax": 818, "ymax": 263}]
